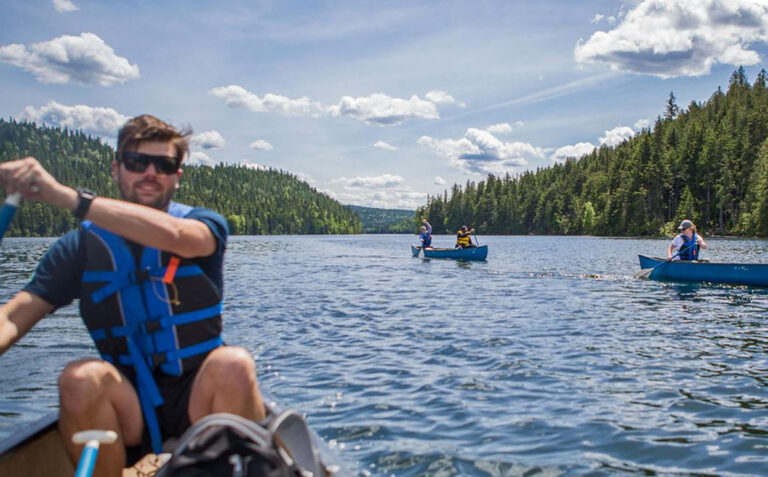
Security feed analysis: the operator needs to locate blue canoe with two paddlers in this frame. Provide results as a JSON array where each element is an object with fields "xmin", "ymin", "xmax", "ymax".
[
  {"xmin": 412, "ymin": 245, "xmax": 488, "ymax": 261},
  {"xmin": 637, "ymin": 254, "xmax": 768, "ymax": 287}
]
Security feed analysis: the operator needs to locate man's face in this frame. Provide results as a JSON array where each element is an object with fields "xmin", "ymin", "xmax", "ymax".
[{"xmin": 111, "ymin": 140, "xmax": 182, "ymax": 210}]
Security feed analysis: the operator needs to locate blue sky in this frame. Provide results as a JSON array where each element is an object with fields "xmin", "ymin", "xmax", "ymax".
[{"xmin": 2, "ymin": 1, "xmax": 768, "ymax": 208}]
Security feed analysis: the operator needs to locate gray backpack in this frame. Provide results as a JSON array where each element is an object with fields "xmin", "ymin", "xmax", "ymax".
[{"xmin": 155, "ymin": 411, "xmax": 326, "ymax": 477}]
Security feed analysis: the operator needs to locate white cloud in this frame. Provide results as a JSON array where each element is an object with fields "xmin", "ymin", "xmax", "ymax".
[
  {"xmin": 210, "ymin": 85, "xmax": 449, "ymax": 126},
  {"xmin": 0, "ymin": 33, "xmax": 139, "ymax": 86},
  {"xmin": 550, "ymin": 125, "xmax": 637, "ymax": 162},
  {"xmin": 188, "ymin": 151, "xmax": 217, "ymax": 167},
  {"xmin": 53, "ymin": 0, "xmax": 78, "ymax": 13},
  {"xmin": 425, "ymin": 90, "xmax": 466, "ymax": 107},
  {"xmin": 329, "ymin": 93, "xmax": 439, "ymax": 125},
  {"xmin": 599, "ymin": 125, "xmax": 636, "ymax": 146},
  {"xmin": 419, "ymin": 128, "xmax": 547, "ymax": 175},
  {"xmin": 591, "ymin": 13, "xmax": 617, "ymax": 24},
  {"xmin": 373, "ymin": 140, "xmax": 397, "ymax": 151},
  {"xmin": 209, "ymin": 85, "xmax": 326, "ymax": 117},
  {"xmin": 328, "ymin": 188, "xmax": 425, "ymax": 209},
  {"xmin": 249, "ymin": 139, "xmax": 274, "ymax": 151},
  {"xmin": 575, "ymin": 0, "xmax": 768, "ymax": 78},
  {"xmin": 334, "ymin": 174, "xmax": 405, "ymax": 188},
  {"xmin": 551, "ymin": 142, "xmax": 597, "ymax": 163},
  {"xmin": 20, "ymin": 101, "xmax": 128, "ymax": 138},
  {"xmin": 486, "ymin": 122, "xmax": 513, "ymax": 134},
  {"xmin": 434, "ymin": 176, "xmax": 446, "ymax": 185},
  {"xmin": 634, "ymin": 118, "xmax": 651, "ymax": 130},
  {"xmin": 191, "ymin": 130, "xmax": 226, "ymax": 150},
  {"xmin": 514, "ymin": 120, "xmax": 525, "ymax": 127}
]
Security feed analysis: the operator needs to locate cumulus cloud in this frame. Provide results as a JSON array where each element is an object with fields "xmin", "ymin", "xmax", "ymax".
[
  {"xmin": 0, "ymin": 33, "xmax": 139, "ymax": 86},
  {"xmin": 188, "ymin": 152, "xmax": 217, "ymax": 167},
  {"xmin": 419, "ymin": 128, "xmax": 547, "ymax": 175},
  {"xmin": 210, "ymin": 85, "xmax": 456, "ymax": 126},
  {"xmin": 373, "ymin": 140, "xmax": 397, "ymax": 150},
  {"xmin": 209, "ymin": 85, "xmax": 325, "ymax": 117},
  {"xmin": 334, "ymin": 174, "xmax": 405, "ymax": 188},
  {"xmin": 575, "ymin": 0, "xmax": 768, "ymax": 78},
  {"xmin": 634, "ymin": 118, "xmax": 651, "ymax": 130},
  {"xmin": 425, "ymin": 90, "xmax": 466, "ymax": 107},
  {"xmin": 550, "ymin": 125, "xmax": 637, "ymax": 162},
  {"xmin": 53, "ymin": 0, "xmax": 78, "ymax": 13},
  {"xmin": 20, "ymin": 101, "xmax": 128, "ymax": 138},
  {"xmin": 191, "ymin": 130, "xmax": 226, "ymax": 150},
  {"xmin": 486, "ymin": 122, "xmax": 513, "ymax": 134},
  {"xmin": 434, "ymin": 176, "xmax": 446, "ymax": 185},
  {"xmin": 599, "ymin": 125, "xmax": 636, "ymax": 146},
  {"xmin": 551, "ymin": 142, "xmax": 597, "ymax": 163},
  {"xmin": 329, "ymin": 93, "xmax": 439, "ymax": 125},
  {"xmin": 249, "ymin": 139, "xmax": 274, "ymax": 151},
  {"xmin": 328, "ymin": 188, "xmax": 426, "ymax": 209}
]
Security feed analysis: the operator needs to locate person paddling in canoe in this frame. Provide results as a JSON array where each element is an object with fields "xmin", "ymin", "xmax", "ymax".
[
  {"xmin": 455, "ymin": 225, "xmax": 476, "ymax": 249},
  {"xmin": 418, "ymin": 218, "xmax": 432, "ymax": 249},
  {"xmin": 668, "ymin": 219, "xmax": 707, "ymax": 261},
  {"xmin": 0, "ymin": 115, "xmax": 267, "ymax": 477}
]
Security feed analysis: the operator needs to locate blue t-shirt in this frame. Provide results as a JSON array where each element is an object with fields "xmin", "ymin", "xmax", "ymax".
[{"xmin": 23, "ymin": 207, "xmax": 228, "ymax": 310}]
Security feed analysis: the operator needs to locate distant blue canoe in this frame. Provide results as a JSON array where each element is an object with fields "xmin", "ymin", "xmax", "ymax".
[
  {"xmin": 638, "ymin": 255, "xmax": 768, "ymax": 287},
  {"xmin": 412, "ymin": 245, "xmax": 488, "ymax": 261}
]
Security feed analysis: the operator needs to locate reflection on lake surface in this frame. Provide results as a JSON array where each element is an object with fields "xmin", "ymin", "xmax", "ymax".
[{"xmin": 1, "ymin": 235, "xmax": 767, "ymax": 475}]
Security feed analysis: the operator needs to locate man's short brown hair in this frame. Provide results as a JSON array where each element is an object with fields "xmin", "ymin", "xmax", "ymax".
[{"xmin": 116, "ymin": 115, "xmax": 192, "ymax": 161}]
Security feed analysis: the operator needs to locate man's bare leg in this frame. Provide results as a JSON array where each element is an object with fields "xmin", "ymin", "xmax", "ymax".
[
  {"xmin": 58, "ymin": 359, "xmax": 144, "ymax": 477},
  {"xmin": 188, "ymin": 346, "xmax": 267, "ymax": 423}
]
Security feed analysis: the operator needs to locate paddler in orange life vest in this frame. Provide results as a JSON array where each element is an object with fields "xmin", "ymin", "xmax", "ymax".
[
  {"xmin": 455, "ymin": 225, "xmax": 476, "ymax": 248},
  {"xmin": 0, "ymin": 115, "xmax": 267, "ymax": 477},
  {"xmin": 668, "ymin": 219, "xmax": 708, "ymax": 261}
]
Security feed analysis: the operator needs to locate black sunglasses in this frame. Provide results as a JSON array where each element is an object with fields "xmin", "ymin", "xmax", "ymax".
[{"xmin": 119, "ymin": 151, "xmax": 181, "ymax": 175}]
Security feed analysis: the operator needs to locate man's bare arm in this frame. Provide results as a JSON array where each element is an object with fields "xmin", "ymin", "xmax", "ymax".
[
  {"xmin": 0, "ymin": 292, "xmax": 54, "ymax": 355},
  {"xmin": 0, "ymin": 157, "xmax": 216, "ymax": 259}
]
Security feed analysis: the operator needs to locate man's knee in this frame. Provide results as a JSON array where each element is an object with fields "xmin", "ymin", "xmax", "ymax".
[
  {"xmin": 203, "ymin": 346, "xmax": 258, "ymax": 389},
  {"xmin": 58, "ymin": 360, "xmax": 117, "ymax": 414}
]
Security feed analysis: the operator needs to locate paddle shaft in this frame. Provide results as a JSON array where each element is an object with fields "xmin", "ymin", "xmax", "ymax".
[
  {"xmin": 0, "ymin": 192, "xmax": 22, "ymax": 244},
  {"xmin": 74, "ymin": 440, "xmax": 100, "ymax": 477}
]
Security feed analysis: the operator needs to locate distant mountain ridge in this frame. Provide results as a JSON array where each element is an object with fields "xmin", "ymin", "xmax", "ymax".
[
  {"xmin": 0, "ymin": 119, "xmax": 361, "ymax": 236},
  {"xmin": 347, "ymin": 205, "xmax": 414, "ymax": 233}
]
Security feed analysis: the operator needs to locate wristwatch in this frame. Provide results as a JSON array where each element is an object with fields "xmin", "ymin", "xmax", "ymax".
[{"xmin": 73, "ymin": 187, "xmax": 97, "ymax": 220}]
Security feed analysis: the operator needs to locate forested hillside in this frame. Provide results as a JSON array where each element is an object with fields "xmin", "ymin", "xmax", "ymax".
[
  {"xmin": 0, "ymin": 119, "xmax": 361, "ymax": 236},
  {"xmin": 348, "ymin": 205, "xmax": 413, "ymax": 233},
  {"xmin": 418, "ymin": 68, "xmax": 768, "ymax": 237}
]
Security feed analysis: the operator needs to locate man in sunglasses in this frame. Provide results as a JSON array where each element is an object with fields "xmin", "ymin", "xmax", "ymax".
[{"xmin": 0, "ymin": 115, "xmax": 267, "ymax": 476}]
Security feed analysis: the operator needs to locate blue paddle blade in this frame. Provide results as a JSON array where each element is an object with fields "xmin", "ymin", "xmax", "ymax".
[{"xmin": 0, "ymin": 193, "xmax": 22, "ymax": 243}]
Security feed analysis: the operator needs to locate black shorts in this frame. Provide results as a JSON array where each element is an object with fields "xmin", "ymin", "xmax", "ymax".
[{"xmin": 124, "ymin": 367, "xmax": 198, "ymax": 466}]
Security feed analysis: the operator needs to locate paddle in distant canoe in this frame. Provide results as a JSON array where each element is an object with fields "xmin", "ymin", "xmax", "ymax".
[
  {"xmin": 412, "ymin": 245, "xmax": 488, "ymax": 261},
  {"xmin": 637, "ymin": 255, "xmax": 768, "ymax": 287}
]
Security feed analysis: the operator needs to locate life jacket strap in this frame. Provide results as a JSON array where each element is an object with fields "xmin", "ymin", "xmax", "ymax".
[
  {"xmin": 89, "ymin": 303, "xmax": 223, "ymax": 343},
  {"xmin": 85, "ymin": 265, "xmax": 203, "ymax": 304}
]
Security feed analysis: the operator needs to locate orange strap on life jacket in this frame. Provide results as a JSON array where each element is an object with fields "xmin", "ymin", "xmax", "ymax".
[{"xmin": 163, "ymin": 256, "xmax": 181, "ymax": 284}]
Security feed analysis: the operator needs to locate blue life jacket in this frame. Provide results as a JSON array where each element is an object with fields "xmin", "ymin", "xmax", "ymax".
[
  {"xmin": 678, "ymin": 233, "xmax": 699, "ymax": 260},
  {"xmin": 420, "ymin": 231, "xmax": 431, "ymax": 247},
  {"xmin": 79, "ymin": 202, "xmax": 223, "ymax": 453}
]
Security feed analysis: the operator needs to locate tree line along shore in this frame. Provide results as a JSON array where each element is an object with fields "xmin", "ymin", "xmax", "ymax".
[
  {"xmin": 417, "ymin": 68, "xmax": 768, "ymax": 238},
  {"xmin": 3, "ymin": 68, "xmax": 768, "ymax": 238}
]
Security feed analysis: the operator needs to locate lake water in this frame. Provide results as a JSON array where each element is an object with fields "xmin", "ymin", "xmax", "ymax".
[{"xmin": 1, "ymin": 235, "xmax": 768, "ymax": 476}]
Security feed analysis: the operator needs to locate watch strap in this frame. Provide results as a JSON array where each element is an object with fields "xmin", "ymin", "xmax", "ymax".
[{"xmin": 73, "ymin": 187, "xmax": 97, "ymax": 220}]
